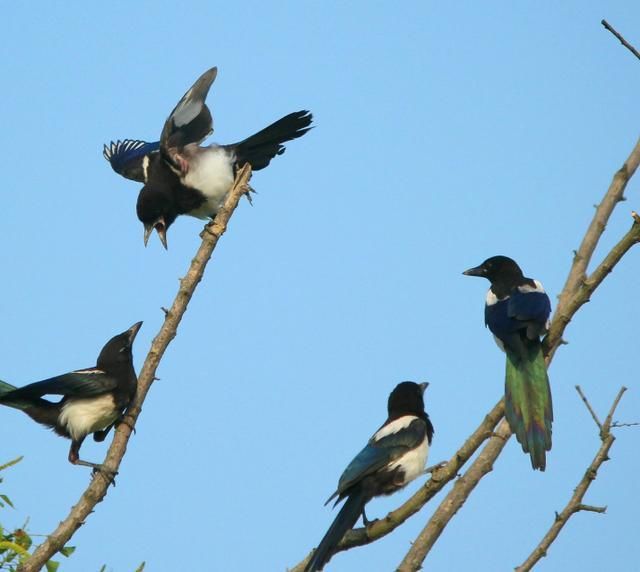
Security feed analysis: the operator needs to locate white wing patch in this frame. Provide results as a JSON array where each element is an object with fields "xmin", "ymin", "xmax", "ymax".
[
  {"xmin": 142, "ymin": 156, "xmax": 150, "ymax": 182},
  {"xmin": 71, "ymin": 368, "xmax": 105, "ymax": 375},
  {"xmin": 518, "ymin": 280, "xmax": 546, "ymax": 294},
  {"xmin": 373, "ymin": 415, "xmax": 419, "ymax": 442},
  {"xmin": 60, "ymin": 394, "xmax": 118, "ymax": 441}
]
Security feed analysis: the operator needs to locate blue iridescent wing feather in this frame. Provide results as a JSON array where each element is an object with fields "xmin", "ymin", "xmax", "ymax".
[{"xmin": 103, "ymin": 139, "xmax": 160, "ymax": 182}]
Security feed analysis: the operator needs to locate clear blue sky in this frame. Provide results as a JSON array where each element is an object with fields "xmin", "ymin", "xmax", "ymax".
[{"xmin": 1, "ymin": 2, "xmax": 638, "ymax": 571}]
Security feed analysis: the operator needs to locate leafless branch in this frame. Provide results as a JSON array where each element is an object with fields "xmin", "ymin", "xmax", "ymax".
[
  {"xmin": 611, "ymin": 421, "xmax": 640, "ymax": 428},
  {"xmin": 515, "ymin": 387, "xmax": 626, "ymax": 571},
  {"xmin": 602, "ymin": 19, "xmax": 640, "ymax": 61},
  {"xmin": 575, "ymin": 385, "xmax": 602, "ymax": 429},
  {"xmin": 17, "ymin": 165, "xmax": 253, "ymax": 572},
  {"xmin": 546, "ymin": 139, "xmax": 640, "ymax": 361}
]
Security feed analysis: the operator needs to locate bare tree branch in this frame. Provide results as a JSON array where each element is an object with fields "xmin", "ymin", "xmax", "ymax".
[
  {"xmin": 397, "ymin": 416, "xmax": 511, "ymax": 572},
  {"xmin": 546, "ymin": 138, "xmax": 640, "ymax": 361},
  {"xmin": 515, "ymin": 387, "xmax": 627, "ymax": 572},
  {"xmin": 546, "ymin": 211, "xmax": 640, "ymax": 361},
  {"xmin": 602, "ymin": 19, "xmax": 640, "ymax": 61},
  {"xmin": 17, "ymin": 164, "xmax": 253, "ymax": 572}
]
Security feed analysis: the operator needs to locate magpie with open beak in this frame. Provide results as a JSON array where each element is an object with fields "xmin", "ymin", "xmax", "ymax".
[
  {"xmin": 305, "ymin": 381, "xmax": 434, "ymax": 571},
  {"xmin": 103, "ymin": 67, "xmax": 313, "ymax": 248},
  {"xmin": 0, "ymin": 322, "xmax": 142, "ymax": 471}
]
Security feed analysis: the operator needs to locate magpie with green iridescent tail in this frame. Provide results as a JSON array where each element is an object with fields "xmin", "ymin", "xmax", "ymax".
[
  {"xmin": 0, "ymin": 322, "xmax": 142, "ymax": 471},
  {"xmin": 305, "ymin": 382, "xmax": 434, "ymax": 571},
  {"xmin": 464, "ymin": 255, "xmax": 553, "ymax": 470},
  {"xmin": 103, "ymin": 66, "xmax": 313, "ymax": 249}
]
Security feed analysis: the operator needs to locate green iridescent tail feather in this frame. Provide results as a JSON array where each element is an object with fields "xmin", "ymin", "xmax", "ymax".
[
  {"xmin": 0, "ymin": 379, "xmax": 31, "ymax": 410},
  {"xmin": 505, "ymin": 344, "xmax": 553, "ymax": 470}
]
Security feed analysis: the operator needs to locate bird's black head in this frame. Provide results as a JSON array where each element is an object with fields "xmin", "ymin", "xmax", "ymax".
[
  {"xmin": 463, "ymin": 255, "xmax": 524, "ymax": 285},
  {"xmin": 96, "ymin": 321, "xmax": 143, "ymax": 371},
  {"xmin": 387, "ymin": 381, "xmax": 428, "ymax": 417},
  {"xmin": 136, "ymin": 186, "xmax": 177, "ymax": 250}
]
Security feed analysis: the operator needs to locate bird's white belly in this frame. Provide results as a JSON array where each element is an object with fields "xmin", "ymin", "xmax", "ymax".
[
  {"xmin": 183, "ymin": 147, "xmax": 235, "ymax": 219},
  {"xmin": 59, "ymin": 394, "xmax": 119, "ymax": 441},
  {"xmin": 388, "ymin": 438, "xmax": 429, "ymax": 485}
]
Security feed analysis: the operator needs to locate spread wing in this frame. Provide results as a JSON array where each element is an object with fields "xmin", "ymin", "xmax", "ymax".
[
  {"xmin": 160, "ymin": 67, "xmax": 217, "ymax": 154},
  {"xmin": 103, "ymin": 139, "xmax": 160, "ymax": 182}
]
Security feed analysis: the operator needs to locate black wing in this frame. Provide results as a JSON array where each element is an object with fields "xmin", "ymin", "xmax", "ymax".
[
  {"xmin": 160, "ymin": 67, "xmax": 217, "ymax": 153},
  {"xmin": 2, "ymin": 369, "xmax": 118, "ymax": 399},
  {"xmin": 334, "ymin": 418, "xmax": 428, "ymax": 498},
  {"xmin": 103, "ymin": 139, "xmax": 160, "ymax": 182}
]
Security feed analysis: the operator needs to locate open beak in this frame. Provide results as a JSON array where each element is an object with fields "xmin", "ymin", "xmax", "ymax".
[
  {"xmin": 419, "ymin": 382, "xmax": 429, "ymax": 394},
  {"xmin": 463, "ymin": 264, "xmax": 485, "ymax": 277},
  {"xmin": 143, "ymin": 218, "xmax": 168, "ymax": 250},
  {"xmin": 125, "ymin": 321, "xmax": 143, "ymax": 345}
]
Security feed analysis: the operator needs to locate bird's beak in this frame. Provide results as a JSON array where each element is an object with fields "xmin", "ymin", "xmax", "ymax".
[
  {"xmin": 124, "ymin": 321, "xmax": 143, "ymax": 346},
  {"xmin": 419, "ymin": 382, "xmax": 429, "ymax": 394},
  {"xmin": 143, "ymin": 218, "xmax": 168, "ymax": 250},
  {"xmin": 126, "ymin": 321, "xmax": 143, "ymax": 342},
  {"xmin": 463, "ymin": 264, "xmax": 485, "ymax": 277}
]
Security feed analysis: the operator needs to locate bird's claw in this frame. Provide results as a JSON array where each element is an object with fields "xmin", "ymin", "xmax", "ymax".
[
  {"xmin": 92, "ymin": 464, "xmax": 118, "ymax": 485},
  {"xmin": 423, "ymin": 461, "xmax": 447, "ymax": 475},
  {"xmin": 244, "ymin": 185, "xmax": 256, "ymax": 206}
]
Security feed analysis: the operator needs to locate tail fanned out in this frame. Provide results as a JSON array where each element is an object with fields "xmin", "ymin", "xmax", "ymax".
[
  {"xmin": 233, "ymin": 110, "xmax": 312, "ymax": 171},
  {"xmin": 505, "ymin": 344, "xmax": 553, "ymax": 470},
  {"xmin": 304, "ymin": 488, "xmax": 366, "ymax": 572}
]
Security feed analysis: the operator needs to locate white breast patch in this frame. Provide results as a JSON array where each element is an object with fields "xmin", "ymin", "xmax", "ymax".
[
  {"xmin": 59, "ymin": 394, "xmax": 119, "ymax": 441},
  {"xmin": 183, "ymin": 146, "xmax": 235, "ymax": 218}
]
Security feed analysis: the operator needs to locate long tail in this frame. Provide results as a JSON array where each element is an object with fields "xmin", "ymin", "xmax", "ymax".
[
  {"xmin": 305, "ymin": 488, "xmax": 366, "ymax": 572},
  {"xmin": 0, "ymin": 379, "xmax": 59, "ymax": 427},
  {"xmin": 505, "ymin": 343, "xmax": 553, "ymax": 470},
  {"xmin": 232, "ymin": 110, "xmax": 312, "ymax": 171}
]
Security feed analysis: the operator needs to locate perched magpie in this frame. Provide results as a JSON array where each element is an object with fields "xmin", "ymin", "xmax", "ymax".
[
  {"xmin": 0, "ymin": 322, "xmax": 142, "ymax": 471},
  {"xmin": 464, "ymin": 255, "xmax": 553, "ymax": 470},
  {"xmin": 305, "ymin": 381, "xmax": 433, "ymax": 572},
  {"xmin": 103, "ymin": 67, "xmax": 313, "ymax": 248}
]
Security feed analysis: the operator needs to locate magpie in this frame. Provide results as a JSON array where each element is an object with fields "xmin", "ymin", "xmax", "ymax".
[
  {"xmin": 103, "ymin": 67, "xmax": 313, "ymax": 248},
  {"xmin": 305, "ymin": 381, "xmax": 433, "ymax": 572},
  {"xmin": 463, "ymin": 255, "xmax": 553, "ymax": 470},
  {"xmin": 0, "ymin": 321, "xmax": 142, "ymax": 471}
]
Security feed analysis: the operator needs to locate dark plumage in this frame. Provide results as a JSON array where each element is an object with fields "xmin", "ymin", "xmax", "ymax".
[
  {"xmin": 104, "ymin": 67, "xmax": 313, "ymax": 248},
  {"xmin": 464, "ymin": 255, "xmax": 553, "ymax": 470},
  {"xmin": 305, "ymin": 381, "xmax": 434, "ymax": 571},
  {"xmin": 0, "ymin": 322, "xmax": 142, "ymax": 471}
]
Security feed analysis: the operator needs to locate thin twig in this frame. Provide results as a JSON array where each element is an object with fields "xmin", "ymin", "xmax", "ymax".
[
  {"xmin": 575, "ymin": 385, "xmax": 602, "ymax": 429},
  {"xmin": 515, "ymin": 387, "xmax": 626, "ymax": 571},
  {"xmin": 603, "ymin": 387, "xmax": 627, "ymax": 432},
  {"xmin": 602, "ymin": 19, "xmax": 640, "ymax": 61},
  {"xmin": 611, "ymin": 421, "xmax": 640, "ymax": 428},
  {"xmin": 17, "ymin": 164, "xmax": 252, "ymax": 572}
]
